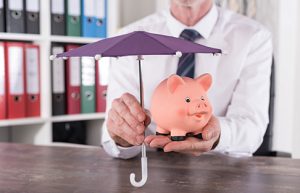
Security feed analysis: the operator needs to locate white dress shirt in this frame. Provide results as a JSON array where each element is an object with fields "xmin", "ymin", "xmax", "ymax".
[{"xmin": 101, "ymin": 4, "xmax": 273, "ymax": 159}]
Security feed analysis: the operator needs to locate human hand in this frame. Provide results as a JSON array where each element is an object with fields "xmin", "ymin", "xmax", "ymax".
[
  {"xmin": 144, "ymin": 115, "xmax": 220, "ymax": 156},
  {"xmin": 107, "ymin": 93, "xmax": 151, "ymax": 147}
]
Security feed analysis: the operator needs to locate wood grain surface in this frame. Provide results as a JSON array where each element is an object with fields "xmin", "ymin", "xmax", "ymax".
[{"xmin": 0, "ymin": 143, "xmax": 299, "ymax": 193}]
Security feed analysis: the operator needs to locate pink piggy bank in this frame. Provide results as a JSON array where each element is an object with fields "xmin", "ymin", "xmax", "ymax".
[{"xmin": 150, "ymin": 73, "xmax": 213, "ymax": 141}]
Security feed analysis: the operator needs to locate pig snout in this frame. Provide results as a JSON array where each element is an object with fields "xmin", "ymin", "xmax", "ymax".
[{"xmin": 189, "ymin": 99, "xmax": 209, "ymax": 115}]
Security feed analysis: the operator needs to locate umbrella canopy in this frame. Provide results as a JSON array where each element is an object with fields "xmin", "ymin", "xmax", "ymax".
[{"xmin": 55, "ymin": 31, "xmax": 222, "ymax": 58}]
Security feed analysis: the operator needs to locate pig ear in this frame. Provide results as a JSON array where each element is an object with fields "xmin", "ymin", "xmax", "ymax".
[
  {"xmin": 167, "ymin": 75, "xmax": 185, "ymax": 94},
  {"xmin": 195, "ymin": 73, "xmax": 212, "ymax": 91}
]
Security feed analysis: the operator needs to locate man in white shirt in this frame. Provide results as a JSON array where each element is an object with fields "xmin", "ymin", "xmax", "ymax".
[{"xmin": 101, "ymin": 0, "xmax": 273, "ymax": 159}]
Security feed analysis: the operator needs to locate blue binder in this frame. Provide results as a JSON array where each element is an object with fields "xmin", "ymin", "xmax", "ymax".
[
  {"xmin": 81, "ymin": 0, "xmax": 96, "ymax": 37},
  {"xmin": 95, "ymin": 0, "xmax": 107, "ymax": 38}
]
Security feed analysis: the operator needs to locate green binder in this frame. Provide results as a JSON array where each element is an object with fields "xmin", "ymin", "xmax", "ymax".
[
  {"xmin": 66, "ymin": 0, "xmax": 81, "ymax": 36},
  {"xmin": 80, "ymin": 57, "xmax": 96, "ymax": 113}
]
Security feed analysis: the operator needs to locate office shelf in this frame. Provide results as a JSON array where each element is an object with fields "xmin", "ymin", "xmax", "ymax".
[
  {"xmin": 0, "ymin": 33, "xmax": 42, "ymax": 42},
  {"xmin": 0, "ymin": 118, "xmax": 47, "ymax": 127},
  {"xmin": 0, "ymin": 0, "xmax": 160, "ymax": 146},
  {"xmin": 50, "ymin": 35, "xmax": 101, "ymax": 44},
  {"xmin": 51, "ymin": 113, "xmax": 106, "ymax": 123},
  {"xmin": 0, "ymin": 0, "xmax": 121, "ymax": 145}
]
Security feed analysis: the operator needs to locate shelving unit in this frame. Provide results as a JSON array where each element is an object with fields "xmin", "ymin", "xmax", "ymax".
[
  {"xmin": 0, "ymin": 33, "xmax": 43, "ymax": 41},
  {"xmin": 0, "ymin": 0, "xmax": 122, "ymax": 146},
  {"xmin": 0, "ymin": 118, "xmax": 47, "ymax": 127},
  {"xmin": 50, "ymin": 36, "xmax": 100, "ymax": 44},
  {"xmin": 51, "ymin": 113, "xmax": 105, "ymax": 123}
]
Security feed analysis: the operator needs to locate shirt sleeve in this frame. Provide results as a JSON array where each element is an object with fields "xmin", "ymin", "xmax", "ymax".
[
  {"xmin": 101, "ymin": 119, "xmax": 142, "ymax": 159},
  {"xmin": 213, "ymin": 29, "xmax": 273, "ymax": 155},
  {"xmin": 101, "ymin": 52, "xmax": 144, "ymax": 159}
]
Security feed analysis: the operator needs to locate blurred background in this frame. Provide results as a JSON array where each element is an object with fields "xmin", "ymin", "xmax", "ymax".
[{"xmin": 0, "ymin": 0, "xmax": 299, "ymax": 158}]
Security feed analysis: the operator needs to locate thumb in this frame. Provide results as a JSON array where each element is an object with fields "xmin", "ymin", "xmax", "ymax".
[
  {"xmin": 144, "ymin": 109, "xmax": 152, "ymax": 126},
  {"xmin": 202, "ymin": 128, "xmax": 213, "ymax": 141},
  {"xmin": 202, "ymin": 116, "xmax": 219, "ymax": 141}
]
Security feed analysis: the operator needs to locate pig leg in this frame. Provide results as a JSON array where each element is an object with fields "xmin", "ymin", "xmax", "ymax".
[
  {"xmin": 170, "ymin": 129, "xmax": 187, "ymax": 141},
  {"xmin": 186, "ymin": 132, "xmax": 203, "ymax": 140},
  {"xmin": 156, "ymin": 126, "xmax": 170, "ymax": 136}
]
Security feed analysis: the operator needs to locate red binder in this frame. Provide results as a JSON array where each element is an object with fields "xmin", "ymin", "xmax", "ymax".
[
  {"xmin": 66, "ymin": 44, "xmax": 81, "ymax": 114},
  {"xmin": 5, "ymin": 42, "xmax": 26, "ymax": 119},
  {"xmin": 0, "ymin": 42, "xmax": 6, "ymax": 119},
  {"xmin": 96, "ymin": 59, "xmax": 109, "ymax": 113},
  {"xmin": 24, "ymin": 43, "xmax": 40, "ymax": 117}
]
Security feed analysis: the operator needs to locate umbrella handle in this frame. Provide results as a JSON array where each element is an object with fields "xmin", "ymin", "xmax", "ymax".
[
  {"xmin": 130, "ymin": 144, "xmax": 148, "ymax": 187},
  {"xmin": 129, "ymin": 57, "xmax": 148, "ymax": 187}
]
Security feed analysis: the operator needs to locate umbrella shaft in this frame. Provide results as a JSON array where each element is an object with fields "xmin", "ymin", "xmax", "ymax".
[{"xmin": 138, "ymin": 59, "xmax": 144, "ymax": 109}]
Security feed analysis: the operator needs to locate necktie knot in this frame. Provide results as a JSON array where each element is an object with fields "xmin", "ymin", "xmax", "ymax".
[{"xmin": 180, "ymin": 29, "xmax": 201, "ymax": 42}]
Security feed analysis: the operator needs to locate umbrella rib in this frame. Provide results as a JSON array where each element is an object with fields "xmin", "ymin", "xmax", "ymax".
[
  {"xmin": 143, "ymin": 32, "xmax": 177, "ymax": 53},
  {"xmin": 145, "ymin": 32, "xmax": 222, "ymax": 54},
  {"xmin": 102, "ymin": 32, "xmax": 138, "ymax": 56}
]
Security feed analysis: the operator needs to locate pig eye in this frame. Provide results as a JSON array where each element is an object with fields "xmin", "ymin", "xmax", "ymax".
[
  {"xmin": 185, "ymin": 97, "xmax": 191, "ymax": 103},
  {"xmin": 201, "ymin": 96, "xmax": 205, "ymax": 101}
]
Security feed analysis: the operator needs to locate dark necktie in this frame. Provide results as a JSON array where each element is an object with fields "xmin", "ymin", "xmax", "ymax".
[{"xmin": 176, "ymin": 29, "xmax": 201, "ymax": 78}]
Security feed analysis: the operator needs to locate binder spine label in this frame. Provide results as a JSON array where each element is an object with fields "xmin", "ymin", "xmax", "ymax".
[
  {"xmin": 25, "ymin": 48, "xmax": 39, "ymax": 94},
  {"xmin": 52, "ymin": 59, "xmax": 65, "ymax": 93},
  {"xmin": 84, "ymin": 0, "xmax": 95, "ymax": 17},
  {"xmin": 70, "ymin": 57, "xmax": 81, "ymax": 86},
  {"xmin": 8, "ymin": 46, "xmax": 24, "ymax": 95},
  {"xmin": 8, "ymin": 0, "xmax": 23, "ymax": 10},
  {"xmin": 51, "ymin": 0, "xmax": 64, "ymax": 14},
  {"xmin": 0, "ymin": 45, "xmax": 4, "ymax": 95},
  {"xmin": 81, "ymin": 57, "xmax": 95, "ymax": 86},
  {"xmin": 69, "ymin": 0, "xmax": 80, "ymax": 16},
  {"xmin": 97, "ymin": 58, "xmax": 109, "ymax": 86},
  {"xmin": 26, "ymin": 0, "xmax": 39, "ymax": 12},
  {"xmin": 95, "ymin": 0, "xmax": 105, "ymax": 19}
]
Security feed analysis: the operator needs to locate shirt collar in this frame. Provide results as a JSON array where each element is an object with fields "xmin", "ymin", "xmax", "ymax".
[{"xmin": 165, "ymin": 3, "xmax": 218, "ymax": 39}]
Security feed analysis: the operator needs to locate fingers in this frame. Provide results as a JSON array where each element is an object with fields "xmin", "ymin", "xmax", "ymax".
[
  {"xmin": 121, "ymin": 93, "xmax": 146, "ymax": 122},
  {"xmin": 144, "ymin": 110, "xmax": 152, "ymax": 126},
  {"xmin": 144, "ymin": 135, "xmax": 171, "ymax": 148},
  {"xmin": 108, "ymin": 108, "xmax": 124, "ymax": 125},
  {"xmin": 144, "ymin": 135, "xmax": 156, "ymax": 145},
  {"xmin": 111, "ymin": 98, "xmax": 144, "ymax": 134},
  {"xmin": 107, "ymin": 93, "xmax": 151, "ymax": 147},
  {"xmin": 202, "ymin": 116, "xmax": 221, "ymax": 141},
  {"xmin": 164, "ymin": 138, "xmax": 213, "ymax": 153},
  {"xmin": 107, "ymin": 118, "xmax": 144, "ymax": 146}
]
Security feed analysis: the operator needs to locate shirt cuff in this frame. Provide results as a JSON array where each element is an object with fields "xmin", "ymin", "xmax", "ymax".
[
  {"xmin": 102, "ymin": 139, "xmax": 141, "ymax": 159},
  {"xmin": 212, "ymin": 116, "xmax": 231, "ymax": 152}
]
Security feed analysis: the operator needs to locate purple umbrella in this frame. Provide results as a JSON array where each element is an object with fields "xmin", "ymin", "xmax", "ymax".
[
  {"xmin": 55, "ymin": 30, "xmax": 221, "ymax": 57},
  {"xmin": 50, "ymin": 30, "xmax": 222, "ymax": 187}
]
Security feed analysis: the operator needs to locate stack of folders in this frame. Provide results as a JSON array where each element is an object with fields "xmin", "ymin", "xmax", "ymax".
[
  {"xmin": 51, "ymin": 0, "xmax": 107, "ymax": 38},
  {"xmin": 51, "ymin": 44, "xmax": 109, "ymax": 116},
  {"xmin": 0, "ymin": 41, "xmax": 41, "ymax": 120},
  {"xmin": 0, "ymin": 0, "xmax": 40, "ymax": 34}
]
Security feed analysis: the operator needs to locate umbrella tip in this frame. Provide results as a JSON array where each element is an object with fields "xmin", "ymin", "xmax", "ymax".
[
  {"xmin": 94, "ymin": 54, "xmax": 102, "ymax": 60},
  {"xmin": 49, "ymin": 54, "xmax": 57, "ymax": 60},
  {"xmin": 175, "ymin": 51, "xmax": 182, "ymax": 58}
]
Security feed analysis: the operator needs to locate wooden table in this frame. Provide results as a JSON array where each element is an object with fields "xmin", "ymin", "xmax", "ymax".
[{"xmin": 0, "ymin": 143, "xmax": 300, "ymax": 193}]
